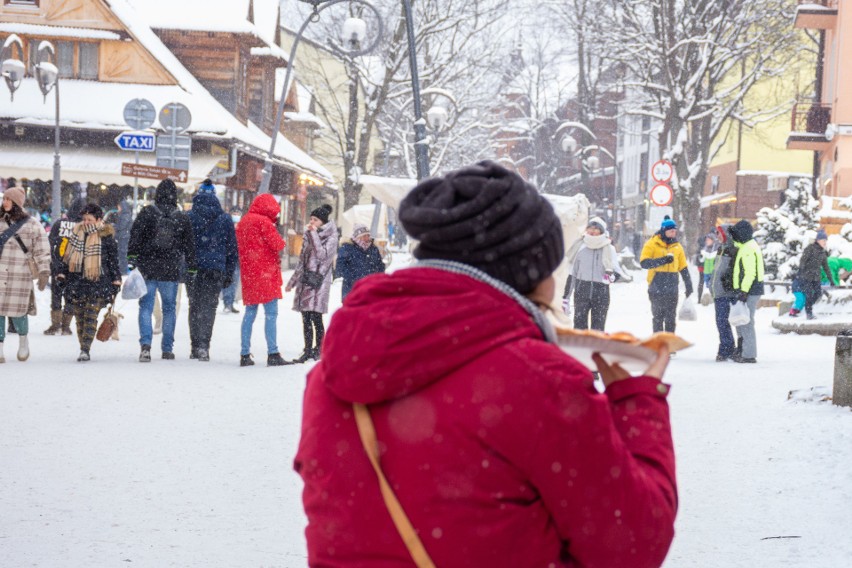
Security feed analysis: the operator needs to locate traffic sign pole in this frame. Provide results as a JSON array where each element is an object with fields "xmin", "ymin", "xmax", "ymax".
[
  {"xmin": 123, "ymin": 99, "xmax": 156, "ymax": 217},
  {"xmin": 133, "ymin": 150, "xmax": 139, "ymax": 215}
]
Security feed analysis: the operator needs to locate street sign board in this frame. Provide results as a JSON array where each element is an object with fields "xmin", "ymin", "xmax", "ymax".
[
  {"xmin": 123, "ymin": 98, "xmax": 156, "ymax": 130},
  {"xmin": 651, "ymin": 160, "xmax": 674, "ymax": 183},
  {"xmin": 114, "ymin": 131, "xmax": 156, "ymax": 152},
  {"xmin": 156, "ymin": 134, "xmax": 191, "ymax": 171},
  {"xmin": 159, "ymin": 102, "xmax": 192, "ymax": 133},
  {"xmin": 650, "ymin": 183, "xmax": 674, "ymax": 207},
  {"xmin": 122, "ymin": 162, "xmax": 188, "ymax": 183}
]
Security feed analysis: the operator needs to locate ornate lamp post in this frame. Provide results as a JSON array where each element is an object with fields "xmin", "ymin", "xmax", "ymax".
[{"xmin": 258, "ymin": 0, "xmax": 383, "ymax": 194}]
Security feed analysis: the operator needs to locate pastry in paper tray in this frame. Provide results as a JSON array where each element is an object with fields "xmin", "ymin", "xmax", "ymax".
[{"xmin": 553, "ymin": 327, "xmax": 691, "ymax": 373}]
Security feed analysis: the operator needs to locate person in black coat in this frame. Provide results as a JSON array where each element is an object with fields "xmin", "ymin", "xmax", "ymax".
[
  {"xmin": 115, "ymin": 199, "xmax": 133, "ymax": 275},
  {"xmin": 127, "ymin": 179, "xmax": 197, "ymax": 362},
  {"xmin": 57, "ymin": 204, "xmax": 122, "ymax": 362},
  {"xmin": 44, "ymin": 197, "xmax": 88, "ymax": 335},
  {"xmin": 186, "ymin": 181, "xmax": 238, "ymax": 361},
  {"xmin": 795, "ymin": 229, "xmax": 835, "ymax": 319},
  {"xmin": 336, "ymin": 223, "xmax": 386, "ymax": 300}
]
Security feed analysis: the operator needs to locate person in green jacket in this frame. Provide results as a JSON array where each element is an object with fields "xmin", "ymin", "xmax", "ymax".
[
  {"xmin": 729, "ymin": 220, "xmax": 764, "ymax": 363},
  {"xmin": 824, "ymin": 255, "xmax": 852, "ymax": 286}
]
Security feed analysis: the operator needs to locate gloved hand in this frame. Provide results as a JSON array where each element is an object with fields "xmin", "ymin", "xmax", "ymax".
[
  {"xmin": 127, "ymin": 256, "xmax": 138, "ymax": 272},
  {"xmin": 37, "ymin": 272, "xmax": 50, "ymax": 291},
  {"xmin": 562, "ymin": 297, "xmax": 572, "ymax": 316},
  {"xmin": 604, "ymin": 270, "xmax": 614, "ymax": 284},
  {"xmin": 737, "ymin": 291, "xmax": 748, "ymax": 304},
  {"xmin": 662, "ymin": 254, "xmax": 675, "ymax": 265}
]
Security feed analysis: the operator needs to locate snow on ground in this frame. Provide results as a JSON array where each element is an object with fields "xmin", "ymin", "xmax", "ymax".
[{"xmin": 2, "ymin": 258, "xmax": 851, "ymax": 567}]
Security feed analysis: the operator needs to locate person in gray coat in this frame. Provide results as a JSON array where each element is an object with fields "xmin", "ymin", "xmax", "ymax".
[
  {"xmin": 709, "ymin": 225, "xmax": 739, "ymax": 361},
  {"xmin": 563, "ymin": 217, "xmax": 618, "ymax": 330},
  {"xmin": 286, "ymin": 204, "xmax": 338, "ymax": 363}
]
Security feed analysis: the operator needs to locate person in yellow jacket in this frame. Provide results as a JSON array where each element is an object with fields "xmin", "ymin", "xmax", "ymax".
[
  {"xmin": 640, "ymin": 216, "xmax": 693, "ymax": 333},
  {"xmin": 729, "ymin": 219, "xmax": 764, "ymax": 363}
]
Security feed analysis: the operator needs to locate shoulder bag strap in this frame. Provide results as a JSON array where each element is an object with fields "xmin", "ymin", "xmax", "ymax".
[
  {"xmin": 13, "ymin": 234, "xmax": 29, "ymax": 255},
  {"xmin": 353, "ymin": 403, "xmax": 437, "ymax": 568},
  {"xmin": 0, "ymin": 218, "xmax": 28, "ymax": 248}
]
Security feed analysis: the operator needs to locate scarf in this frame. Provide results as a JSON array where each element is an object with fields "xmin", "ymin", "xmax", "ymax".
[{"xmin": 65, "ymin": 222, "xmax": 103, "ymax": 281}]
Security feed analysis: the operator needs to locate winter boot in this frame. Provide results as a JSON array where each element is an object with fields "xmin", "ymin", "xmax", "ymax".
[
  {"xmin": 292, "ymin": 350, "xmax": 314, "ymax": 364},
  {"xmin": 0, "ymin": 342, "xmax": 4, "ymax": 363},
  {"xmin": 60, "ymin": 312, "xmax": 74, "ymax": 335},
  {"xmin": 196, "ymin": 348, "xmax": 210, "ymax": 362},
  {"xmin": 162, "ymin": 352, "xmax": 175, "ymax": 360},
  {"xmin": 77, "ymin": 350, "xmax": 90, "ymax": 362},
  {"xmin": 240, "ymin": 354, "xmax": 255, "ymax": 367},
  {"xmin": 139, "ymin": 345, "xmax": 151, "ymax": 363},
  {"xmin": 788, "ymin": 308, "xmax": 800, "ymax": 317},
  {"xmin": 310, "ymin": 346, "xmax": 321, "ymax": 361},
  {"xmin": 267, "ymin": 353, "xmax": 290, "ymax": 366},
  {"xmin": 44, "ymin": 310, "xmax": 62, "ymax": 335},
  {"xmin": 17, "ymin": 335, "xmax": 29, "ymax": 362}
]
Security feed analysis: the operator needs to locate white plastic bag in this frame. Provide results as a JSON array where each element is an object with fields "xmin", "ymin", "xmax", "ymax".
[
  {"xmin": 121, "ymin": 268, "xmax": 147, "ymax": 300},
  {"xmin": 678, "ymin": 296, "xmax": 697, "ymax": 321},
  {"xmin": 728, "ymin": 300, "xmax": 750, "ymax": 327}
]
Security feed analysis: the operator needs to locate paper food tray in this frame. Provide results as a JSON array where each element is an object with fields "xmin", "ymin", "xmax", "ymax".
[{"xmin": 556, "ymin": 334, "xmax": 658, "ymax": 373}]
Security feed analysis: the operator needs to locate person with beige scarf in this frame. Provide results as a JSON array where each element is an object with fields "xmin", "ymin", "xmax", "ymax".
[
  {"xmin": 59, "ymin": 203, "xmax": 122, "ymax": 362},
  {"xmin": 563, "ymin": 217, "xmax": 618, "ymax": 330}
]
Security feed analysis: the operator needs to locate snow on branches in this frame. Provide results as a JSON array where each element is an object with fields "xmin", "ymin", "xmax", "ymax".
[{"xmin": 754, "ymin": 179, "xmax": 819, "ymax": 280}]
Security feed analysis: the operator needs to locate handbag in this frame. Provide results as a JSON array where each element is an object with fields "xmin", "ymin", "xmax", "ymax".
[
  {"xmin": 96, "ymin": 303, "xmax": 121, "ymax": 342},
  {"xmin": 354, "ymin": 403, "xmax": 436, "ymax": 568},
  {"xmin": 13, "ymin": 235, "xmax": 39, "ymax": 279},
  {"xmin": 300, "ymin": 269, "xmax": 326, "ymax": 289}
]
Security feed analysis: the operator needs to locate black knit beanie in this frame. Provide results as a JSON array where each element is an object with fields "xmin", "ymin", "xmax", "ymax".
[
  {"xmin": 399, "ymin": 161, "xmax": 564, "ymax": 295},
  {"xmin": 310, "ymin": 203, "xmax": 333, "ymax": 224}
]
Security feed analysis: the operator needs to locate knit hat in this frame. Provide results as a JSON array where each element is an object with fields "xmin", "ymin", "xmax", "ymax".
[
  {"xmin": 729, "ymin": 219, "xmax": 754, "ymax": 243},
  {"xmin": 352, "ymin": 223, "xmax": 370, "ymax": 240},
  {"xmin": 310, "ymin": 203, "xmax": 333, "ymax": 224},
  {"xmin": 199, "ymin": 179, "xmax": 216, "ymax": 194},
  {"xmin": 816, "ymin": 229, "xmax": 828, "ymax": 241},
  {"xmin": 155, "ymin": 178, "xmax": 178, "ymax": 208},
  {"xmin": 587, "ymin": 216, "xmax": 607, "ymax": 233},
  {"xmin": 661, "ymin": 216, "xmax": 677, "ymax": 231},
  {"xmin": 2, "ymin": 187, "xmax": 25, "ymax": 209},
  {"xmin": 399, "ymin": 160, "xmax": 564, "ymax": 295}
]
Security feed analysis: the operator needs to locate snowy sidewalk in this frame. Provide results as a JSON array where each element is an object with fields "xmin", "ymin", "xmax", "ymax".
[{"xmin": 1, "ymin": 269, "xmax": 851, "ymax": 567}]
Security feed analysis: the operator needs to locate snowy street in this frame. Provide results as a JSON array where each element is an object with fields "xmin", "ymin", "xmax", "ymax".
[{"xmin": 2, "ymin": 264, "xmax": 851, "ymax": 567}]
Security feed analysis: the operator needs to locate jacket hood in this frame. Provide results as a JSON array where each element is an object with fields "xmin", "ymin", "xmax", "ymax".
[
  {"xmin": 730, "ymin": 220, "xmax": 754, "ymax": 243},
  {"xmin": 248, "ymin": 194, "xmax": 280, "ymax": 221},
  {"xmin": 191, "ymin": 192, "xmax": 224, "ymax": 221},
  {"xmin": 66, "ymin": 198, "xmax": 88, "ymax": 222},
  {"xmin": 321, "ymin": 267, "xmax": 545, "ymax": 405}
]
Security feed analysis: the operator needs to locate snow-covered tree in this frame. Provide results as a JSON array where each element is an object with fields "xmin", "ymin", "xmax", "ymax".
[
  {"xmin": 754, "ymin": 179, "xmax": 819, "ymax": 280},
  {"xmin": 605, "ymin": 0, "xmax": 803, "ymax": 255}
]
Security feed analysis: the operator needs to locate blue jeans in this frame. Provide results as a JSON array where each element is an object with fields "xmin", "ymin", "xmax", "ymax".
[
  {"xmin": 714, "ymin": 297, "xmax": 735, "ymax": 358},
  {"xmin": 241, "ymin": 299, "xmax": 278, "ymax": 356},
  {"xmin": 139, "ymin": 280, "xmax": 179, "ymax": 352},
  {"xmin": 222, "ymin": 266, "xmax": 239, "ymax": 307}
]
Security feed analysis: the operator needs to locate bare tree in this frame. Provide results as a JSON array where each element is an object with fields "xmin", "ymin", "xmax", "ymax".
[{"xmin": 606, "ymin": 0, "xmax": 800, "ymax": 252}]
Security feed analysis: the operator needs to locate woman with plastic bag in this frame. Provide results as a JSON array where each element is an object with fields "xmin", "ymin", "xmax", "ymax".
[
  {"xmin": 728, "ymin": 220, "xmax": 765, "ymax": 364},
  {"xmin": 58, "ymin": 203, "xmax": 122, "ymax": 362}
]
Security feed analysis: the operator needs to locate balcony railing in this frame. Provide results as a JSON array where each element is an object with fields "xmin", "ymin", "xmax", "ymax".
[{"xmin": 791, "ymin": 101, "xmax": 831, "ymax": 135}]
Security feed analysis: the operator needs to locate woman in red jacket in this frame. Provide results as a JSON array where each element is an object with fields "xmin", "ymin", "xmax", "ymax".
[
  {"xmin": 295, "ymin": 162, "xmax": 678, "ymax": 567},
  {"xmin": 235, "ymin": 194, "xmax": 286, "ymax": 367}
]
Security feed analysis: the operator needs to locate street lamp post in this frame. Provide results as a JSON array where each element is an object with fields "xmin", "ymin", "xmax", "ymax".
[
  {"xmin": 401, "ymin": 0, "xmax": 429, "ymax": 181},
  {"xmin": 258, "ymin": 0, "xmax": 383, "ymax": 194},
  {"xmin": 34, "ymin": 41, "xmax": 62, "ymax": 223},
  {"xmin": 2, "ymin": 36, "xmax": 62, "ymax": 222}
]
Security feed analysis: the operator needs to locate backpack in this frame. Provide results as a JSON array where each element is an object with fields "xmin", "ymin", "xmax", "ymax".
[{"xmin": 150, "ymin": 205, "xmax": 180, "ymax": 251}]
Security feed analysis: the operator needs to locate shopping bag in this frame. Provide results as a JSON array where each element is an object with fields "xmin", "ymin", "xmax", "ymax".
[
  {"xmin": 728, "ymin": 300, "xmax": 750, "ymax": 326},
  {"xmin": 122, "ymin": 268, "xmax": 147, "ymax": 300},
  {"xmin": 678, "ymin": 296, "xmax": 697, "ymax": 321}
]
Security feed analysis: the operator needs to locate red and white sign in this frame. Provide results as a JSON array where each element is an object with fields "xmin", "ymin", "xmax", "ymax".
[
  {"xmin": 650, "ymin": 183, "xmax": 674, "ymax": 207},
  {"xmin": 651, "ymin": 160, "xmax": 674, "ymax": 183}
]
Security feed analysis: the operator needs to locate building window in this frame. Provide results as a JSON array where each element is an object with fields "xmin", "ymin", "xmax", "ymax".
[
  {"xmin": 78, "ymin": 42, "xmax": 98, "ymax": 80},
  {"xmin": 711, "ymin": 175, "xmax": 720, "ymax": 194},
  {"xmin": 18, "ymin": 38, "xmax": 99, "ymax": 80},
  {"xmin": 4, "ymin": 0, "xmax": 40, "ymax": 6},
  {"xmin": 56, "ymin": 41, "xmax": 74, "ymax": 78}
]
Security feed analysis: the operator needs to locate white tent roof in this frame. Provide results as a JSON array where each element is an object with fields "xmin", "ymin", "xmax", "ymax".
[{"xmin": 358, "ymin": 175, "xmax": 418, "ymax": 209}]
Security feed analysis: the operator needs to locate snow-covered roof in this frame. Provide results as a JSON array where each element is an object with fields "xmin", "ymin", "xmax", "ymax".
[
  {"xmin": 0, "ymin": 23, "xmax": 122, "ymax": 41},
  {"xmin": 250, "ymin": 46, "xmax": 287, "ymax": 60}
]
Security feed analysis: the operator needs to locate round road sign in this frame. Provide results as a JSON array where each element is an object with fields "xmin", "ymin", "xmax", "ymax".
[
  {"xmin": 650, "ymin": 183, "xmax": 674, "ymax": 207},
  {"xmin": 123, "ymin": 98, "xmax": 156, "ymax": 130},
  {"xmin": 651, "ymin": 160, "xmax": 674, "ymax": 183},
  {"xmin": 159, "ymin": 102, "xmax": 192, "ymax": 133}
]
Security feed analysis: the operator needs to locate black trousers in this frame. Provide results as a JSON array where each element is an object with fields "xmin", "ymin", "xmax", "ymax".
[
  {"xmin": 650, "ymin": 294, "xmax": 678, "ymax": 333},
  {"xmin": 187, "ymin": 269, "xmax": 225, "ymax": 350},
  {"xmin": 573, "ymin": 280, "xmax": 610, "ymax": 331},
  {"xmin": 801, "ymin": 279, "xmax": 822, "ymax": 315},
  {"xmin": 49, "ymin": 276, "xmax": 71, "ymax": 312},
  {"xmin": 302, "ymin": 311, "xmax": 324, "ymax": 352}
]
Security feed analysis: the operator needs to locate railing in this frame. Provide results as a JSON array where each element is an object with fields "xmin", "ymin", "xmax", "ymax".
[{"xmin": 791, "ymin": 101, "xmax": 832, "ymax": 135}]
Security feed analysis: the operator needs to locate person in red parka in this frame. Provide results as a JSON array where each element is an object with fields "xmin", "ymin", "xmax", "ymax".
[
  {"xmin": 235, "ymin": 194, "xmax": 287, "ymax": 367},
  {"xmin": 295, "ymin": 161, "xmax": 678, "ymax": 568}
]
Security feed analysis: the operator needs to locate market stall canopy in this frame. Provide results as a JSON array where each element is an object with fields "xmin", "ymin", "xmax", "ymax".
[
  {"xmin": 358, "ymin": 175, "xmax": 418, "ymax": 210},
  {"xmin": 0, "ymin": 142, "xmax": 221, "ymax": 187},
  {"xmin": 340, "ymin": 204, "xmax": 388, "ymax": 241}
]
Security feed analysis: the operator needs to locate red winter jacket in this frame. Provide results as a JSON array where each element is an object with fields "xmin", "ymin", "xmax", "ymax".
[
  {"xmin": 235, "ymin": 194, "xmax": 285, "ymax": 306},
  {"xmin": 295, "ymin": 267, "xmax": 678, "ymax": 567}
]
